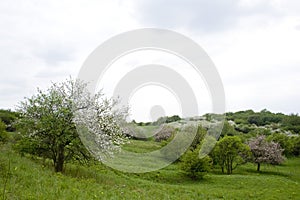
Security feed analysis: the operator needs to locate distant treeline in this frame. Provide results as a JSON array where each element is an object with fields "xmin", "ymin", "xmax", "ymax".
[
  {"xmin": 225, "ymin": 109, "xmax": 300, "ymax": 134},
  {"xmin": 132, "ymin": 115, "xmax": 182, "ymax": 126},
  {"xmin": 1, "ymin": 108, "xmax": 300, "ymax": 134}
]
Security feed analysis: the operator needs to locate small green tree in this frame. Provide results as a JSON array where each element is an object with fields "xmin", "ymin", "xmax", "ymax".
[
  {"xmin": 213, "ymin": 136, "xmax": 250, "ymax": 174},
  {"xmin": 180, "ymin": 144, "xmax": 212, "ymax": 180}
]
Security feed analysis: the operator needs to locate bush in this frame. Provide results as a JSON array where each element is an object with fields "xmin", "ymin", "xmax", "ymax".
[
  {"xmin": 154, "ymin": 125, "xmax": 175, "ymax": 142},
  {"xmin": 267, "ymin": 133, "xmax": 294, "ymax": 156},
  {"xmin": 291, "ymin": 136, "xmax": 300, "ymax": 156},
  {"xmin": 220, "ymin": 121, "xmax": 238, "ymax": 137},
  {"xmin": 234, "ymin": 118, "xmax": 248, "ymax": 125},
  {"xmin": 235, "ymin": 124, "xmax": 254, "ymax": 134},
  {"xmin": 0, "ymin": 109, "xmax": 19, "ymax": 132},
  {"xmin": 212, "ymin": 136, "xmax": 250, "ymax": 174},
  {"xmin": 0, "ymin": 120, "xmax": 8, "ymax": 143},
  {"xmin": 180, "ymin": 145, "xmax": 212, "ymax": 180},
  {"xmin": 189, "ymin": 125, "xmax": 207, "ymax": 150}
]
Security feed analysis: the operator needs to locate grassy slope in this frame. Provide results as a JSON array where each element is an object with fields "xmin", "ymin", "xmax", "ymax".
[{"xmin": 0, "ymin": 142, "xmax": 299, "ymax": 200}]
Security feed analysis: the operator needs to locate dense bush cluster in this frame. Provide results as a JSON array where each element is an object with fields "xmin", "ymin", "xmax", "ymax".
[
  {"xmin": 0, "ymin": 109, "xmax": 19, "ymax": 131},
  {"xmin": 226, "ymin": 109, "xmax": 300, "ymax": 134}
]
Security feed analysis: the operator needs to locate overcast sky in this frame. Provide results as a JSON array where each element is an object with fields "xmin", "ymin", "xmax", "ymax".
[{"xmin": 0, "ymin": 0, "xmax": 300, "ymax": 120}]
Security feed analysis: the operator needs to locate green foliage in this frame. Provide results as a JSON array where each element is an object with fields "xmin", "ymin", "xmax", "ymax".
[
  {"xmin": 180, "ymin": 146, "xmax": 212, "ymax": 180},
  {"xmin": 220, "ymin": 121, "xmax": 238, "ymax": 137},
  {"xmin": 248, "ymin": 127, "xmax": 272, "ymax": 136},
  {"xmin": 226, "ymin": 110, "xmax": 255, "ymax": 124},
  {"xmin": 227, "ymin": 109, "xmax": 286, "ymax": 127},
  {"xmin": 190, "ymin": 125, "xmax": 207, "ymax": 150},
  {"xmin": 152, "ymin": 115, "xmax": 181, "ymax": 125},
  {"xmin": 282, "ymin": 114, "xmax": 300, "ymax": 134},
  {"xmin": 226, "ymin": 109, "xmax": 300, "ymax": 136},
  {"xmin": 291, "ymin": 136, "xmax": 300, "ymax": 156},
  {"xmin": 165, "ymin": 115, "xmax": 181, "ymax": 123},
  {"xmin": 136, "ymin": 121, "xmax": 151, "ymax": 126},
  {"xmin": 15, "ymin": 79, "xmax": 126, "ymax": 172},
  {"xmin": 178, "ymin": 126, "xmax": 212, "ymax": 180},
  {"xmin": 247, "ymin": 110, "xmax": 283, "ymax": 126},
  {"xmin": 0, "ymin": 120, "xmax": 8, "ymax": 143},
  {"xmin": 15, "ymin": 84, "xmax": 89, "ymax": 172},
  {"xmin": 0, "ymin": 109, "xmax": 19, "ymax": 132},
  {"xmin": 233, "ymin": 118, "xmax": 248, "ymax": 125},
  {"xmin": 234, "ymin": 124, "xmax": 254, "ymax": 134},
  {"xmin": 212, "ymin": 136, "xmax": 250, "ymax": 174},
  {"xmin": 267, "ymin": 133, "xmax": 294, "ymax": 156}
]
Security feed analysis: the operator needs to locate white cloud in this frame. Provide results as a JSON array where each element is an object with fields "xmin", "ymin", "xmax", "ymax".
[
  {"xmin": 0, "ymin": 0, "xmax": 299, "ymax": 120},
  {"xmin": 0, "ymin": 0, "xmax": 138, "ymax": 109}
]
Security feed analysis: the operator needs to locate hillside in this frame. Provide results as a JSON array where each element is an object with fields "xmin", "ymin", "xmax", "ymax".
[
  {"xmin": 0, "ymin": 143, "xmax": 299, "ymax": 199},
  {"xmin": 1, "ymin": 109, "xmax": 300, "ymax": 199}
]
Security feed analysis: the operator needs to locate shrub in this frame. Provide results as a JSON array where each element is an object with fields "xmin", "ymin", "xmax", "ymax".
[
  {"xmin": 189, "ymin": 125, "xmax": 207, "ymax": 150},
  {"xmin": 154, "ymin": 125, "xmax": 175, "ymax": 142},
  {"xmin": 0, "ymin": 120, "xmax": 8, "ymax": 143},
  {"xmin": 267, "ymin": 133, "xmax": 294, "ymax": 156},
  {"xmin": 180, "ymin": 145, "xmax": 212, "ymax": 180},
  {"xmin": 212, "ymin": 136, "xmax": 250, "ymax": 174},
  {"xmin": 0, "ymin": 109, "xmax": 19, "ymax": 131},
  {"xmin": 291, "ymin": 136, "xmax": 300, "ymax": 156}
]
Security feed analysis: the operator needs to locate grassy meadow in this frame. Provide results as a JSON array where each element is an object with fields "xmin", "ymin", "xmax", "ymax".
[{"xmin": 1, "ymin": 140, "xmax": 299, "ymax": 200}]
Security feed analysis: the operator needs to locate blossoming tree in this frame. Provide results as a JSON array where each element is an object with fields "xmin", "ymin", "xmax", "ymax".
[{"xmin": 16, "ymin": 78, "xmax": 127, "ymax": 172}]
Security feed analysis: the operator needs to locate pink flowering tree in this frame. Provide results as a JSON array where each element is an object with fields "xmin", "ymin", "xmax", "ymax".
[{"xmin": 247, "ymin": 135, "xmax": 284, "ymax": 172}]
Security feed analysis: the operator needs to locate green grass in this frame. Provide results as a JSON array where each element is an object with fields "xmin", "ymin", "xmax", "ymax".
[
  {"xmin": 122, "ymin": 140, "xmax": 163, "ymax": 153},
  {"xmin": 0, "ymin": 142, "xmax": 299, "ymax": 200}
]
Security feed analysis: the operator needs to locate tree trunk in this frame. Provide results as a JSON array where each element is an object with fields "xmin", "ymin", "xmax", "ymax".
[
  {"xmin": 257, "ymin": 163, "xmax": 260, "ymax": 172},
  {"xmin": 54, "ymin": 144, "xmax": 65, "ymax": 172},
  {"xmin": 226, "ymin": 163, "xmax": 231, "ymax": 174}
]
